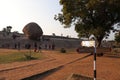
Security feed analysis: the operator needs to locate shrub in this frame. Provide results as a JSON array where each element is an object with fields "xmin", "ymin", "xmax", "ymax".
[
  {"xmin": 97, "ymin": 53, "xmax": 103, "ymax": 57},
  {"xmin": 24, "ymin": 54, "xmax": 36, "ymax": 60},
  {"xmin": 60, "ymin": 48, "xmax": 66, "ymax": 53}
]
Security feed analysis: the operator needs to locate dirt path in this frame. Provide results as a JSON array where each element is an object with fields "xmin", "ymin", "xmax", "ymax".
[
  {"xmin": 34, "ymin": 54, "xmax": 120, "ymax": 80},
  {"xmin": 0, "ymin": 51, "xmax": 88, "ymax": 80},
  {"xmin": 0, "ymin": 50, "xmax": 120, "ymax": 80}
]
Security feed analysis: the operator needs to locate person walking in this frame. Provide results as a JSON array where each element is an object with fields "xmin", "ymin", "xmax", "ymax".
[
  {"xmin": 38, "ymin": 45, "xmax": 42, "ymax": 53},
  {"xmin": 34, "ymin": 42, "xmax": 37, "ymax": 52}
]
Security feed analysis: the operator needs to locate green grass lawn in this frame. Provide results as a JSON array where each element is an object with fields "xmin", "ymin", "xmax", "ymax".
[{"xmin": 0, "ymin": 50, "xmax": 43, "ymax": 64}]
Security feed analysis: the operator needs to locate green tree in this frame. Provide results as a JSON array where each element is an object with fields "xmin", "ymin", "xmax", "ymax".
[
  {"xmin": 55, "ymin": 0, "xmax": 120, "ymax": 47},
  {"xmin": 6, "ymin": 26, "xmax": 12, "ymax": 35},
  {"xmin": 12, "ymin": 31, "xmax": 19, "ymax": 40},
  {"xmin": 2, "ymin": 28, "xmax": 7, "ymax": 37},
  {"xmin": 2, "ymin": 26, "xmax": 12, "ymax": 36}
]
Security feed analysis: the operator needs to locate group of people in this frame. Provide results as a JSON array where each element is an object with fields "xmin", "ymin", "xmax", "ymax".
[
  {"xmin": 14, "ymin": 42, "xmax": 20, "ymax": 50},
  {"xmin": 44, "ymin": 44, "xmax": 55, "ymax": 50},
  {"xmin": 12, "ymin": 42, "xmax": 55, "ymax": 53},
  {"xmin": 34, "ymin": 42, "xmax": 42, "ymax": 52},
  {"xmin": 33, "ymin": 42, "xmax": 56, "ymax": 52},
  {"xmin": 24, "ymin": 42, "xmax": 41, "ymax": 53}
]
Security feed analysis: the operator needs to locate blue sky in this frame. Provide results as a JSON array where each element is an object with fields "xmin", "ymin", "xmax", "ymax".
[
  {"xmin": 0, "ymin": 0, "xmax": 78, "ymax": 38},
  {"xmin": 0, "ymin": 0, "xmax": 115, "ymax": 40}
]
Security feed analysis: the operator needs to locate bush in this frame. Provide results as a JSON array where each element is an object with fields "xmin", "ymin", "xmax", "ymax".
[
  {"xmin": 97, "ymin": 53, "xmax": 103, "ymax": 57},
  {"xmin": 60, "ymin": 48, "xmax": 66, "ymax": 53},
  {"xmin": 24, "ymin": 54, "xmax": 36, "ymax": 60},
  {"xmin": 24, "ymin": 54, "xmax": 32, "ymax": 60}
]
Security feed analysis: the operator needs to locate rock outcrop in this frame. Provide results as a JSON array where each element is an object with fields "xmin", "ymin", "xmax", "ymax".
[{"xmin": 23, "ymin": 22, "xmax": 43, "ymax": 40}]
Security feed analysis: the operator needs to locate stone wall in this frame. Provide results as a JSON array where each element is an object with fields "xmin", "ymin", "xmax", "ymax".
[{"xmin": 0, "ymin": 32, "xmax": 81, "ymax": 49}]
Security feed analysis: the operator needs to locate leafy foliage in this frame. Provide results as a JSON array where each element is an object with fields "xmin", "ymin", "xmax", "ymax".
[
  {"xmin": 2, "ymin": 26, "xmax": 12, "ymax": 36},
  {"xmin": 12, "ymin": 31, "xmax": 20, "ymax": 40},
  {"xmin": 55, "ymin": 0, "xmax": 120, "ymax": 47}
]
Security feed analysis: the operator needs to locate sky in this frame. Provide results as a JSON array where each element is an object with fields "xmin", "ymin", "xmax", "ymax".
[
  {"xmin": 0, "ymin": 0, "xmax": 78, "ymax": 38},
  {"xmin": 0, "ymin": 0, "xmax": 115, "ymax": 40}
]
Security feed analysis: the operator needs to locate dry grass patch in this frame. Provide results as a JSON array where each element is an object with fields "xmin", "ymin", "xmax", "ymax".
[{"xmin": 0, "ymin": 49, "xmax": 43, "ymax": 64}]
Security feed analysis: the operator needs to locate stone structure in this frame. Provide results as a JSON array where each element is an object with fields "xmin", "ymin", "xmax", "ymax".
[{"xmin": 0, "ymin": 31, "xmax": 82, "ymax": 49}]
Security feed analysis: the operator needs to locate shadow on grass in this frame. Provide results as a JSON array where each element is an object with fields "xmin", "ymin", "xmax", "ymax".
[
  {"xmin": 23, "ymin": 54, "xmax": 38, "ymax": 61},
  {"xmin": 17, "ymin": 57, "xmax": 38, "ymax": 62}
]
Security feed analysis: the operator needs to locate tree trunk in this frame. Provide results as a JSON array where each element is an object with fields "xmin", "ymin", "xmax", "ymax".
[
  {"xmin": 97, "ymin": 40, "xmax": 102, "ymax": 47},
  {"xmin": 96, "ymin": 36, "xmax": 104, "ymax": 47}
]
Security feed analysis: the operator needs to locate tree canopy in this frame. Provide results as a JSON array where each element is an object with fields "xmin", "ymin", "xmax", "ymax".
[
  {"xmin": 55, "ymin": 0, "xmax": 120, "ymax": 47},
  {"xmin": 2, "ymin": 26, "xmax": 12, "ymax": 36}
]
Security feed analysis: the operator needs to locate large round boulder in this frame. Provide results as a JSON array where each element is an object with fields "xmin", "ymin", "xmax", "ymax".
[{"xmin": 23, "ymin": 22, "xmax": 43, "ymax": 40}]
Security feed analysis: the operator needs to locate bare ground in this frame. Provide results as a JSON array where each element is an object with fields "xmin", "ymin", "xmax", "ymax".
[{"xmin": 0, "ymin": 50, "xmax": 120, "ymax": 80}]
